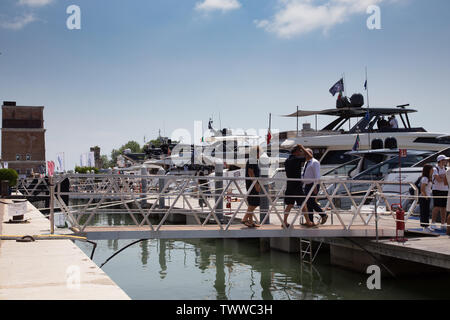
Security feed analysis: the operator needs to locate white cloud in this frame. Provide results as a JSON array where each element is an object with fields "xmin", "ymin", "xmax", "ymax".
[
  {"xmin": 255, "ymin": 0, "xmax": 386, "ymax": 38},
  {"xmin": 195, "ymin": 0, "xmax": 242, "ymax": 12},
  {"xmin": 18, "ymin": 0, "xmax": 53, "ymax": 7},
  {"xmin": 0, "ymin": 13, "xmax": 36, "ymax": 30}
]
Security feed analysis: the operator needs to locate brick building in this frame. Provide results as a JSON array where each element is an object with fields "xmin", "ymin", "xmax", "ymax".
[
  {"xmin": 1, "ymin": 101, "xmax": 46, "ymax": 177},
  {"xmin": 90, "ymin": 146, "xmax": 102, "ymax": 169}
]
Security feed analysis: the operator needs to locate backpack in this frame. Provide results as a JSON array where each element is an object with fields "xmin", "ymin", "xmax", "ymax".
[{"xmin": 409, "ymin": 176, "xmax": 422, "ymax": 195}]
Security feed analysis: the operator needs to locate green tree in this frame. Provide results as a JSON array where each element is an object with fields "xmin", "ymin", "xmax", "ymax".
[
  {"xmin": 0, "ymin": 169, "xmax": 19, "ymax": 186},
  {"xmin": 75, "ymin": 166, "xmax": 99, "ymax": 174},
  {"xmin": 100, "ymin": 155, "xmax": 109, "ymax": 169},
  {"xmin": 110, "ymin": 140, "xmax": 142, "ymax": 166}
]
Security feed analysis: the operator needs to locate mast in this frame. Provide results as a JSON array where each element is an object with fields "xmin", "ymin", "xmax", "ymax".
[{"xmin": 366, "ymin": 66, "xmax": 371, "ymax": 149}]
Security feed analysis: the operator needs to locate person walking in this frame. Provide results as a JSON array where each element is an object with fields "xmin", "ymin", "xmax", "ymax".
[
  {"xmin": 418, "ymin": 164, "xmax": 433, "ymax": 230},
  {"xmin": 302, "ymin": 148, "xmax": 328, "ymax": 225},
  {"xmin": 242, "ymin": 146, "xmax": 261, "ymax": 228},
  {"xmin": 431, "ymin": 155, "xmax": 448, "ymax": 230},
  {"xmin": 283, "ymin": 144, "xmax": 314, "ymax": 228}
]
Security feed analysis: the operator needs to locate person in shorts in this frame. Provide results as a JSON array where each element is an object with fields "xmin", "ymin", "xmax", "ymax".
[{"xmin": 431, "ymin": 155, "xmax": 448, "ymax": 230}]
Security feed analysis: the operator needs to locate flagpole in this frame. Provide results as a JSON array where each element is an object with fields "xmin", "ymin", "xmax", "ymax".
[{"xmin": 296, "ymin": 106, "xmax": 299, "ymax": 137}]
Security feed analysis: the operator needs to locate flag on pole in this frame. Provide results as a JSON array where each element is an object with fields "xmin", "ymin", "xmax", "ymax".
[
  {"xmin": 88, "ymin": 152, "xmax": 95, "ymax": 167},
  {"xmin": 329, "ymin": 78, "xmax": 344, "ymax": 96},
  {"xmin": 364, "ymin": 110, "xmax": 370, "ymax": 121},
  {"xmin": 352, "ymin": 135, "xmax": 360, "ymax": 151},
  {"xmin": 56, "ymin": 153, "xmax": 65, "ymax": 172},
  {"xmin": 267, "ymin": 130, "xmax": 272, "ymax": 145},
  {"xmin": 47, "ymin": 161, "xmax": 55, "ymax": 176},
  {"xmin": 364, "ymin": 80, "xmax": 368, "ymax": 90}
]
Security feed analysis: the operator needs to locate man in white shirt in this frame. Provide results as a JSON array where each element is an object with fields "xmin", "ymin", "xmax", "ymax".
[
  {"xmin": 389, "ymin": 115, "xmax": 399, "ymax": 129},
  {"xmin": 302, "ymin": 148, "xmax": 328, "ymax": 225},
  {"xmin": 431, "ymin": 155, "xmax": 448, "ymax": 230}
]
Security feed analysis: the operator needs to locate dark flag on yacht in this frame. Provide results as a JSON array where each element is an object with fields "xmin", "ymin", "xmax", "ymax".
[
  {"xmin": 329, "ymin": 78, "xmax": 344, "ymax": 96},
  {"xmin": 352, "ymin": 134, "xmax": 360, "ymax": 151},
  {"xmin": 208, "ymin": 118, "xmax": 213, "ymax": 130},
  {"xmin": 364, "ymin": 80, "xmax": 368, "ymax": 90}
]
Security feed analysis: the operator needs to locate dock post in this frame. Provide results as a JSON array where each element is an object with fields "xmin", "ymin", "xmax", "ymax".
[
  {"xmin": 140, "ymin": 167, "xmax": 147, "ymax": 206},
  {"xmin": 49, "ymin": 176, "xmax": 55, "ymax": 234},
  {"xmin": 259, "ymin": 156, "xmax": 270, "ymax": 224},
  {"xmin": 159, "ymin": 174, "xmax": 165, "ymax": 210},
  {"xmin": 215, "ymin": 162, "xmax": 223, "ymax": 222}
]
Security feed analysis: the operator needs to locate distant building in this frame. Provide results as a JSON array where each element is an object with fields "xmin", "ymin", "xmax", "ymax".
[
  {"xmin": 90, "ymin": 146, "xmax": 102, "ymax": 169},
  {"xmin": 1, "ymin": 101, "xmax": 46, "ymax": 177}
]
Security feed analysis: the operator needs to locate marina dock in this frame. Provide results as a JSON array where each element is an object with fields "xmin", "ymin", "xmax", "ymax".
[{"xmin": 0, "ymin": 199, "xmax": 129, "ymax": 300}]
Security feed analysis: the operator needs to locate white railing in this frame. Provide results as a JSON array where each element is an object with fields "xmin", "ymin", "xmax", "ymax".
[{"xmin": 50, "ymin": 173, "xmax": 421, "ymax": 233}]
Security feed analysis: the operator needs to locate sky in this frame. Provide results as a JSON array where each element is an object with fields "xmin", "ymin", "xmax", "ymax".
[{"xmin": 1, "ymin": 0, "xmax": 450, "ymax": 170}]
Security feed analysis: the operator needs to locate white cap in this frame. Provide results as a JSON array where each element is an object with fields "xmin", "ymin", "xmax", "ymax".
[{"xmin": 437, "ymin": 155, "xmax": 448, "ymax": 162}]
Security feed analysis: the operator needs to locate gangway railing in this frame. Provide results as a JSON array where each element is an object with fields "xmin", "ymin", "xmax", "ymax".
[{"xmin": 48, "ymin": 173, "xmax": 421, "ymax": 235}]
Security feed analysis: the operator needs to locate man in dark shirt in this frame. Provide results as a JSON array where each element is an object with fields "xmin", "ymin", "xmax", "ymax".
[
  {"xmin": 242, "ymin": 146, "xmax": 261, "ymax": 228},
  {"xmin": 283, "ymin": 145, "xmax": 314, "ymax": 228}
]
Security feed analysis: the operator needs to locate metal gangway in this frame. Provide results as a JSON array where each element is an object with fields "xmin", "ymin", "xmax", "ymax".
[{"xmin": 33, "ymin": 173, "xmax": 421, "ymax": 240}]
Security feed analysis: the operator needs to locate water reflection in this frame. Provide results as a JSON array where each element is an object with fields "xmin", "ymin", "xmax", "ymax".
[
  {"xmin": 72, "ymin": 206, "xmax": 450, "ymax": 300},
  {"xmin": 214, "ymin": 240, "xmax": 227, "ymax": 300},
  {"xmin": 140, "ymin": 240, "xmax": 149, "ymax": 266},
  {"xmin": 159, "ymin": 239, "xmax": 167, "ymax": 279}
]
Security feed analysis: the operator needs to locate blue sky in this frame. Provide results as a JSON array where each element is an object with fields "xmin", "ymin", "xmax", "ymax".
[{"xmin": 1, "ymin": 0, "xmax": 450, "ymax": 170}]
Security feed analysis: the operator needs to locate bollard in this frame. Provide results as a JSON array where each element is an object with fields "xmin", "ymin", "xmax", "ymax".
[{"xmin": 215, "ymin": 162, "xmax": 223, "ymax": 222}]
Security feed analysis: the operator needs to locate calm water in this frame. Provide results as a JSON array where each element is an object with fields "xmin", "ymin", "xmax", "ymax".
[{"xmin": 75, "ymin": 213, "xmax": 450, "ymax": 300}]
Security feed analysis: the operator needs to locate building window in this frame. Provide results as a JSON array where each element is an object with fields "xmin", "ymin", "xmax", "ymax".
[
  {"xmin": 26, "ymin": 154, "xmax": 31, "ymax": 160},
  {"xmin": 16, "ymin": 154, "xmax": 21, "ymax": 161}
]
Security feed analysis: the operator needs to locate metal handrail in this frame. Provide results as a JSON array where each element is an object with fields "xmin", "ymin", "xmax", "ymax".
[{"xmin": 47, "ymin": 173, "xmax": 422, "ymax": 234}]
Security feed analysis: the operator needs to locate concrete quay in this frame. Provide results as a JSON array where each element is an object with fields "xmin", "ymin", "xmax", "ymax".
[{"xmin": 0, "ymin": 199, "xmax": 130, "ymax": 300}]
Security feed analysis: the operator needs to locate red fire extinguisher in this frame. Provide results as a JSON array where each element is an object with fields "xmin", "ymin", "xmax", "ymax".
[{"xmin": 392, "ymin": 203, "xmax": 407, "ymax": 242}]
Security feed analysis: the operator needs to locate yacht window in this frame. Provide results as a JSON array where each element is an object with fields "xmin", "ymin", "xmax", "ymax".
[{"xmin": 321, "ymin": 150, "xmax": 356, "ymax": 165}]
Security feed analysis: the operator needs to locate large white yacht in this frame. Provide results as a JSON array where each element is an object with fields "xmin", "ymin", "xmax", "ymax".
[{"xmin": 273, "ymin": 105, "xmax": 450, "ymax": 172}]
